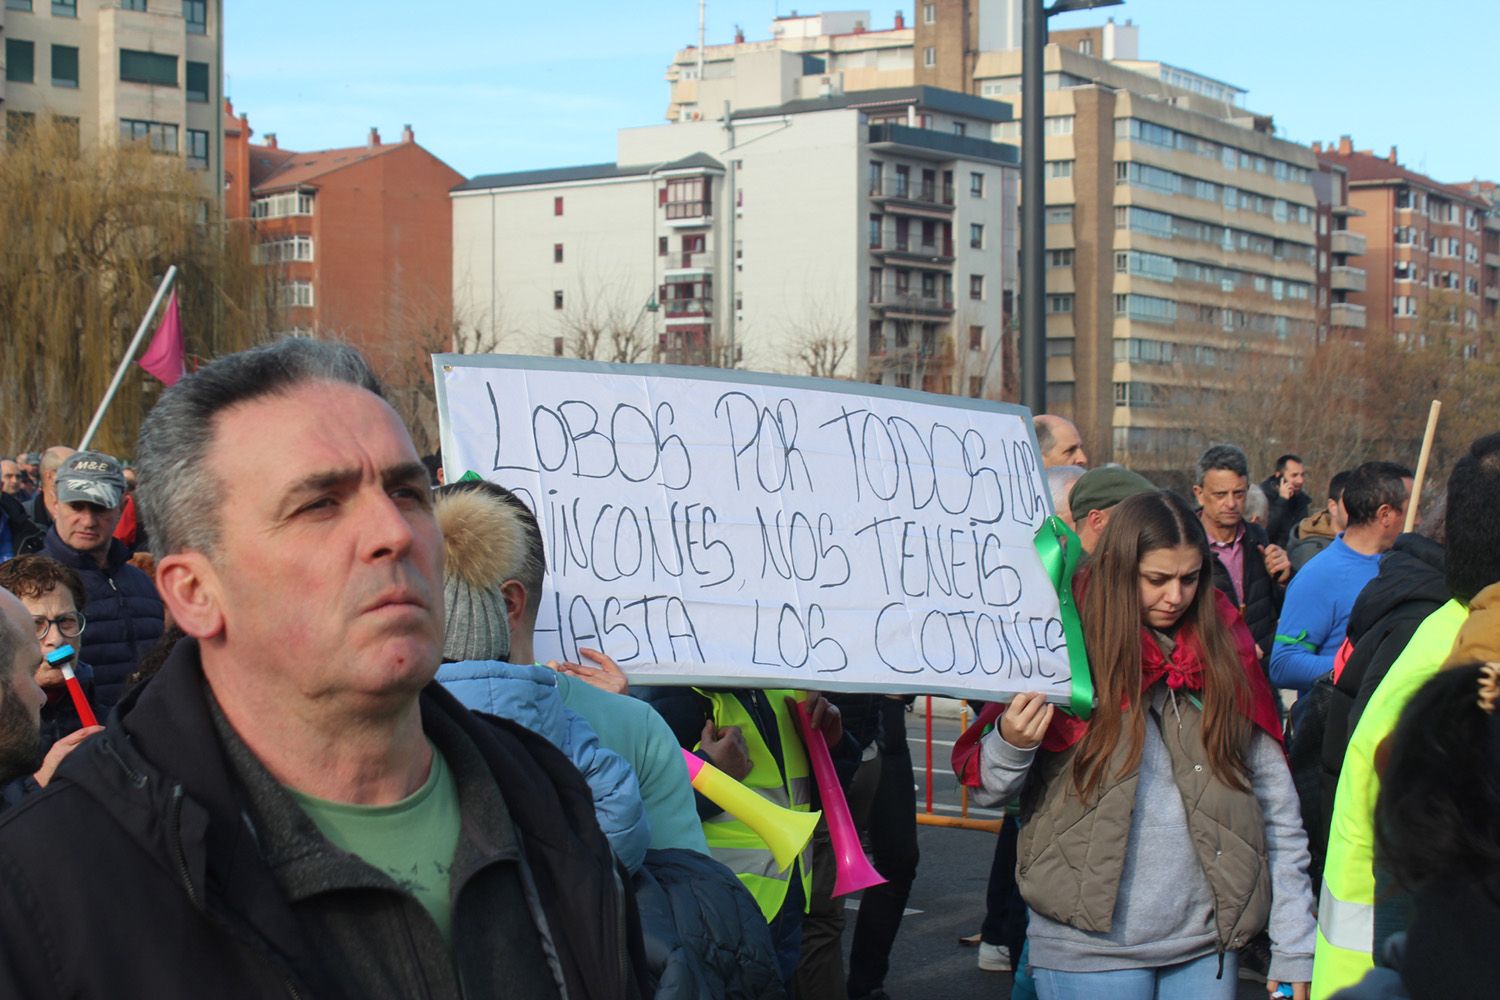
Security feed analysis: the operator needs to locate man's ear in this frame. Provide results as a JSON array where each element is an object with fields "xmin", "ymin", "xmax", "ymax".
[
  {"xmin": 154, "ymin": 552, "xmax": 225, "ymax": 640},
  {"xmin": 1086, "ymin": 508, "xmax": 1107, "ymax": 534},
  {"xmin": 1191, "ymin": 483, "xmax": 1205, "ymax": 505},
  {"xmin": 499, "ymin": 579, "xmax": 528, "ymax": 636}
]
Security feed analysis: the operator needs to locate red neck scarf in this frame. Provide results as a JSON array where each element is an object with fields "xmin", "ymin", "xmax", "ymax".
[{"xmin": 1035, "ymin": 588, "xmax": 1282, "ymax": 753}]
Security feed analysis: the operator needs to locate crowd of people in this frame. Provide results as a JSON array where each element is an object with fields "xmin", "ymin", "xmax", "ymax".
[{"xmin": 0, "ymin": 337, "xmax": 1489, "ymax": 1000}]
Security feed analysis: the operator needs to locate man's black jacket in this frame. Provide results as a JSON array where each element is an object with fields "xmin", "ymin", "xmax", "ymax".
[
  {"xmin": 0, "ymin": 491, "xmax": 43, "ymax": 557},
  {"xmin": 1288, "ymin": 532, "xmax": 1445, "ymax": 888},
  {"xmin": 0, "ymin": 639, "xmax": 649, "ymax": 1000},
  {"xmin": 1209, "ymin": 520, "xmax": 1283, "ymax": 670},
  {"xmin": 1261, "ymin": 474, "xmax": 1310, "ymax": 550}
]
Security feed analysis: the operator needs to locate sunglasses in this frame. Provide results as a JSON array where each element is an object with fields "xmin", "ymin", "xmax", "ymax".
[{"xmin": 33, "ymin": 612, "xmax": 86, "ymax": 640}]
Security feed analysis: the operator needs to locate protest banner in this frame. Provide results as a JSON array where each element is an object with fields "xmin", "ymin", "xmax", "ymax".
[{"xmin": 435, "ymin": 354, "xmax": 1072, "ymax": 702}]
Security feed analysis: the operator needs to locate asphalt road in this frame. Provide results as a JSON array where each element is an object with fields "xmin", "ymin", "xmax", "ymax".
[{"xmin": 826, "ymin": 700, "xmax": 1269, "ymax": 1000}]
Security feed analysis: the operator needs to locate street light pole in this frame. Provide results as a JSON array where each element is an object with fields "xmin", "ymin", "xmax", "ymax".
[
  {"xmin": 1019, "ymin": 0, "xmax": 1123, "ymax": 416},
  {"xmin": 1020, "ymin": 0, "xmax": 1046, "ymax": 414}
]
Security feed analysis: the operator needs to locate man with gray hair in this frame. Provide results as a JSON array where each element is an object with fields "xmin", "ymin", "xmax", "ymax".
[
  {"xmin": 23, "ymin": 445, "xmax": 76, "ymax": 531},
  {"xmin": 1045, "ymin": 465, "xmax": 1086, "ymax": 530},
  {"xmin": 1033, "ymin": 414, "xmax": 1089, "ymax": 469},
  {"xmin": 0, "ymin": 338, "xmax": 647, "ymax": 999},
  {"xmin": 1193, "ymin": 444, "xmax": 1290, "ymax": 667}
]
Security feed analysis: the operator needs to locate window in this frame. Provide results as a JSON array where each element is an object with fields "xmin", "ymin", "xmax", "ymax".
[
  {"xmin": 553, "ymin": 243, "xmax": 564, "ymax": 264},
  {"xmin": 1046, "ymin": 206, "xmax": 1073, "ymax": 224},
  {"xmin": 51, "ymin": 0, "xmax": 74, "ymax": 15},
  {"xmin": 279, "ymin": 282, "xmax": 314, "ymax": 308},
  {"xmin": 49, "ymin": 44, "xmax": 79, "ymax": 88},
  {"xmin": 119, "ymin": 118, "xmax": 177, "ymax": 154},
  {"xmin": 923, "ymin": 47, "xmax": 935, "ymax": 68},
  {"xmin": 970, "ymin": 172, "xmax": 984, "ymax": 197},
  {"xmin": 969, "ymin": 325, "xmax": 983, "ymax": 350},
  {"xmin": 658, "ymin": 236, "xmax": 668, "ymax": 256},
  {"xmin": 869, "ymin": 160, "xmax": 883, "ymax": 195},
  {"xmin": 1045, "ymin": 160, "xmax": 1074, "ymax": 180},
  {"xmin": 186, "ymin": 61, "xmax": 209, "ymax": 102},
  {"xmin": 5, "ymin": 1, "xmax": 31, "ymax": 11},
  {"xmin": 969, "ymin": 223, "xmax": 984, "ymax": 249},
  {"xmin": 1047, "ymin": 295, "xmax": 1074, "ymax": 314},
  {"xmin": 1078, "ymin": 38, "xmax": 1093, "ymax": 56},
  {"xmin": 121, "ymin": 0, "xmax": 146, "ymax": 8},
  {"xmin": 554, "ymin": 196, "xmax": 564, "ymax": 216},
  {"xmin": 5, "ymin": 40, "xmax": 34, "ymax": 84},
  {"xmin": 953, "ymin": 122, "xmax": 967, "ymax": 137},
  {"xmin": 922, "ymin": 2, "xmax": 935, "ymax": 23},
  {"xmin": 1044, "ymin": 115, "xmax": 1074, "ymax": 135},
  {"xmin": 664, "ymin": 176, "xmax": 711, "ymax": 219},
  {"xmin": 1049, "ymin": 249, "xmax": 1074, "ymax": 268},
  {"xmin": 186, "ymin": 128, "xmax": 208, "ymax": 170},
  {"xmin": 250, "ymin": 191, "xmax": 314, "ymax": 219},
  {"xmin": 253, "ymin": 236, "xmax": 314, "ymax": 264},
  {"xmin": 183, "ymin": 0, "xmax": 206, "ymax": 33},
  {"xmin": 553, "ymin": 290, "xmax": 564, "ymax": 310},
  {"xmin": 869, "ymin": 214, "xmax": 882, "ymax": 248},
  {"xmin": 6, "ymin": 111, "xmax": 35, "ymax": 146},
  {"xmin": 869, "ymin": 320, "xmax": 884, "ymax": 356},
  {"xmin": 969, "ymin": 274, "xmax": 984, "ymax": 300},
  {"xmin": 120, "ymin": 49, "xmax": 176, "ymax": 87}
]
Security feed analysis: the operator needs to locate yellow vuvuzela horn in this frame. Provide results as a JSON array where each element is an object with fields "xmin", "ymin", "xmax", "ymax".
[{"xmin": 681, "ymin": 749, "xmax": 820, "ymax": 872}]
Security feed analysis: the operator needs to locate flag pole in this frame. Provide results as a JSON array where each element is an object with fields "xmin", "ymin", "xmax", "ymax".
[{"xmin": 78, "ymin": 265, "xmax": 178, "ymax": 451}]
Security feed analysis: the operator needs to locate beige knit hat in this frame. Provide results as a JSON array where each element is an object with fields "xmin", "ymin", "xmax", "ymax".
[{"xmin": 435, "ymin": 489, "xmax": 528, "ymax": 662}]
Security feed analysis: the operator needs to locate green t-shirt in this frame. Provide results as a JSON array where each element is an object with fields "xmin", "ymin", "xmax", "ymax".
[{"xmin": 289, "ymin": 746, "xmax": 462, "ymax": 944}]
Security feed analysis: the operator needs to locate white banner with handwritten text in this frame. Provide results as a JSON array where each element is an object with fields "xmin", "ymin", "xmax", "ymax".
[{"xmin": 435, "ymin": 355, "xmax": 1069, "ymax": 701}]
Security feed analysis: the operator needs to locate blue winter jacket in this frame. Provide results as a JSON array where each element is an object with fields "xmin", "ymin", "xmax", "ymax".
[
  {"xmin": 41, "ymin": 531, "xmax": 163, "ymax": 709},
  {"xmin": 436, "ymin": 659, "xmax": 651, "ymax": 872}
]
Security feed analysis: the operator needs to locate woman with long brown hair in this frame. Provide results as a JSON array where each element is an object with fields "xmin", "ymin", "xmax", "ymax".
[{"xmin": 977, "ymin": 490, "xmax": 1316, "ymax": 1000}]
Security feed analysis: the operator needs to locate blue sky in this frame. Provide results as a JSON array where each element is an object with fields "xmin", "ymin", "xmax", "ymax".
[{"xmin": 225, "ymin": 1, "xmax": 1490, "ymax": 183}]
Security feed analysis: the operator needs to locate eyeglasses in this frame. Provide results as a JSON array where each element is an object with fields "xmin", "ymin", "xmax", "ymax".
[{"xmin": 33, "ymin": 612, "xmax": 85, "ymax": 640}]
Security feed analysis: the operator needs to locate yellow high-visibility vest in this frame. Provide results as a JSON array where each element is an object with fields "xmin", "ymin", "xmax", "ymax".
[
  {"xmin": 694, "ymin": 688, "xmax": 814, "ymax": 922},
  {"xmin": 1312, "ymin": 600, "xmax": 1467, "ymax": 999}
]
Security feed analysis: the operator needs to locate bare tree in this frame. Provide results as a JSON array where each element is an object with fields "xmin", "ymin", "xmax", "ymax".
[
  {"xmin": 781, "ymin": 302, "xmax": 854, "ymax": 379},
  {"xmin": 556, "ymin": 266, "xmax": 657, "ymax": 364},
  {"xmin": 0, "ymin": 117, "xmax": 277, "ymax": 455}
]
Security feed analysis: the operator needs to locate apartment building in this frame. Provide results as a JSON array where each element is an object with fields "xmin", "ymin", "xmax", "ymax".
[
  {"xmin": 969, "ymin": 35, "xmax": 1320, "ymax": 469},
  {"xmin": 1310, "ymin": 157, "xmax": 1368, "ymax": 340},
  {"xmin": 666, "ymin": 10, "xmax": 913, "ymax": 123},
  {"xmin": 0, "ymin": 0, "xmax": 223, "ymax": 198},
  {"xmin": 453, "ymin": 86, "xmax": 1019, "ymax": 394},
  {"xmin": 1316, "ymin": 139, "xmax": 1492, "ymax": 349},
  {"xmin": 224, "ymin": 118, "xmax": 464, "ymax": 359},
  {"xmin": 659, "ymin": 8, "xmax": 1327, "ymax": 470}
]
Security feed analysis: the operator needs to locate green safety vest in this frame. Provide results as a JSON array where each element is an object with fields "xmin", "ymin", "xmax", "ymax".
[
  {"xmin": 1311, "ymin": 600, "xmax": 1466, "ymax": 999},
  {"xmin": 693, "ymin": 688, "xmax": 814, "ymax": 923}
]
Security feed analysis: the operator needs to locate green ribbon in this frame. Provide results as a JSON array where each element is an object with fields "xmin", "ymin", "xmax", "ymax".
[{"xmin": 1033, "ymin": 516, "xmax": 1094, "ymax": 720}]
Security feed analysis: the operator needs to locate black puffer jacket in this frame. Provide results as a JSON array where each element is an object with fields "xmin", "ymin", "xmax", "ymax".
[
  {"xmin": 1210, "ymin": 520, "xmax": 1283, "ymax": 670},
  {"xmin": 41, "ymin": 530, "xmax": 163, "ymax": 708},
  {"xmin": 0, "ymin": 492, "xmax": 44, "ymax": 557},
  {"xmin": 0, "ymin": 640, "xmax": 650, "ymax": 1000},
  {"xmin": 1261, "ymin": 475, "xmax": 1310, "ymax": 550},
  {"xmin": 634, "ymin": 848, "xmax": 787, "ymax": 1000},
  {"xmin": 1290, "ymin": 533, "xmax": 1445, "ymax": 887}
]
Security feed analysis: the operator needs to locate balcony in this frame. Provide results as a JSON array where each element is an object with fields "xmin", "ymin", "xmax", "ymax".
[
  {"xmin": 870, "ymin": 283, "xmax": 955, "ymax": 318},
  {"xmin": 1330, "ymin": 265, "xmax": 1367, "ymax": 293},
  {"xmin": 1487, "ymin": 251, "xmax": 1500, "ymax": 268},
  {"xmin": 1329, "ymin": 230, "xmax": 1366, "ymax": 257},
  {"xmin": 869, "ymin": 177, "xmax": 954, "ymax": 215},
  {"xmin": 868, "ymin": 123, "xmax": 1021, "ymax": 166},
  {"xmin": 663, "ymin": 297, "xmax": 712, "ymax": 324},
  {"xmin": 663, "ymin": 250, "xmax": 713, "ymax": 279},
  {"xmin": 1487, "ymin": 285, "xmax": 1499, "ymax": 301},
  {"xmin": 1330, "ymin": 302, "xmax": 1366, "ymax": 329},
  {"xmin": 870, "ymin": 228, "xmax": 955, "ymax": 266},
  {"xmin": 663, "ymin": 200, "xmax": 711, "ymax": 227}
]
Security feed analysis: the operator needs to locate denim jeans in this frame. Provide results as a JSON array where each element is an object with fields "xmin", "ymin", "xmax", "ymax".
[{"xmin": 1033, "ymin": 951, "xmax": 1239, "ymax": 1000}]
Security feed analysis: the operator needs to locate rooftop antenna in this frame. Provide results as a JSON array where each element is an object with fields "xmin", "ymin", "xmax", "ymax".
[{"xmin": 698, "ymin": 0, "xmax": 706, "ymax": 81}]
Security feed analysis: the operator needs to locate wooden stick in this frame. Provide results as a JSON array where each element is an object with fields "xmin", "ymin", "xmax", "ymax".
[{"xmin": 1405, "ymin": 400, "xmax": 1442, "ymax": 533}]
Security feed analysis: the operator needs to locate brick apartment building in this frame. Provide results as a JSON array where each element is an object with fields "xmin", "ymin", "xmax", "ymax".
[
  {"xmin": 224, "ymin": 105, "xmax": 464, "ymax": 363},
  {"xmin": 1316, "ymin": 137, "xmax": 1493, "ymax": 350}
]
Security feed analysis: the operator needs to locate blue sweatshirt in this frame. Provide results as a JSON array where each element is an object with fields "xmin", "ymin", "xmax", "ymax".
[{"xmin": 1269, "ymin": 535, "xmax": 1383, "ymax": 691}]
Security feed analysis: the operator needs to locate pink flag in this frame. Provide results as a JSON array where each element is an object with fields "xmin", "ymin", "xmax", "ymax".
[{"xmin": 137, "ymin": 290, "xmax": 185, "ymax": 386}]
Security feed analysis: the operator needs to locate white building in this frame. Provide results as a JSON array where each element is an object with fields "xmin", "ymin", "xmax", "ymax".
[
  {"xmin": 453, "ymin": 86, "xmax": 1019, "ymax": 396},
  {"xmin": 1, "ymin": 0, "xmax": 223, "ymax": 199}
]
